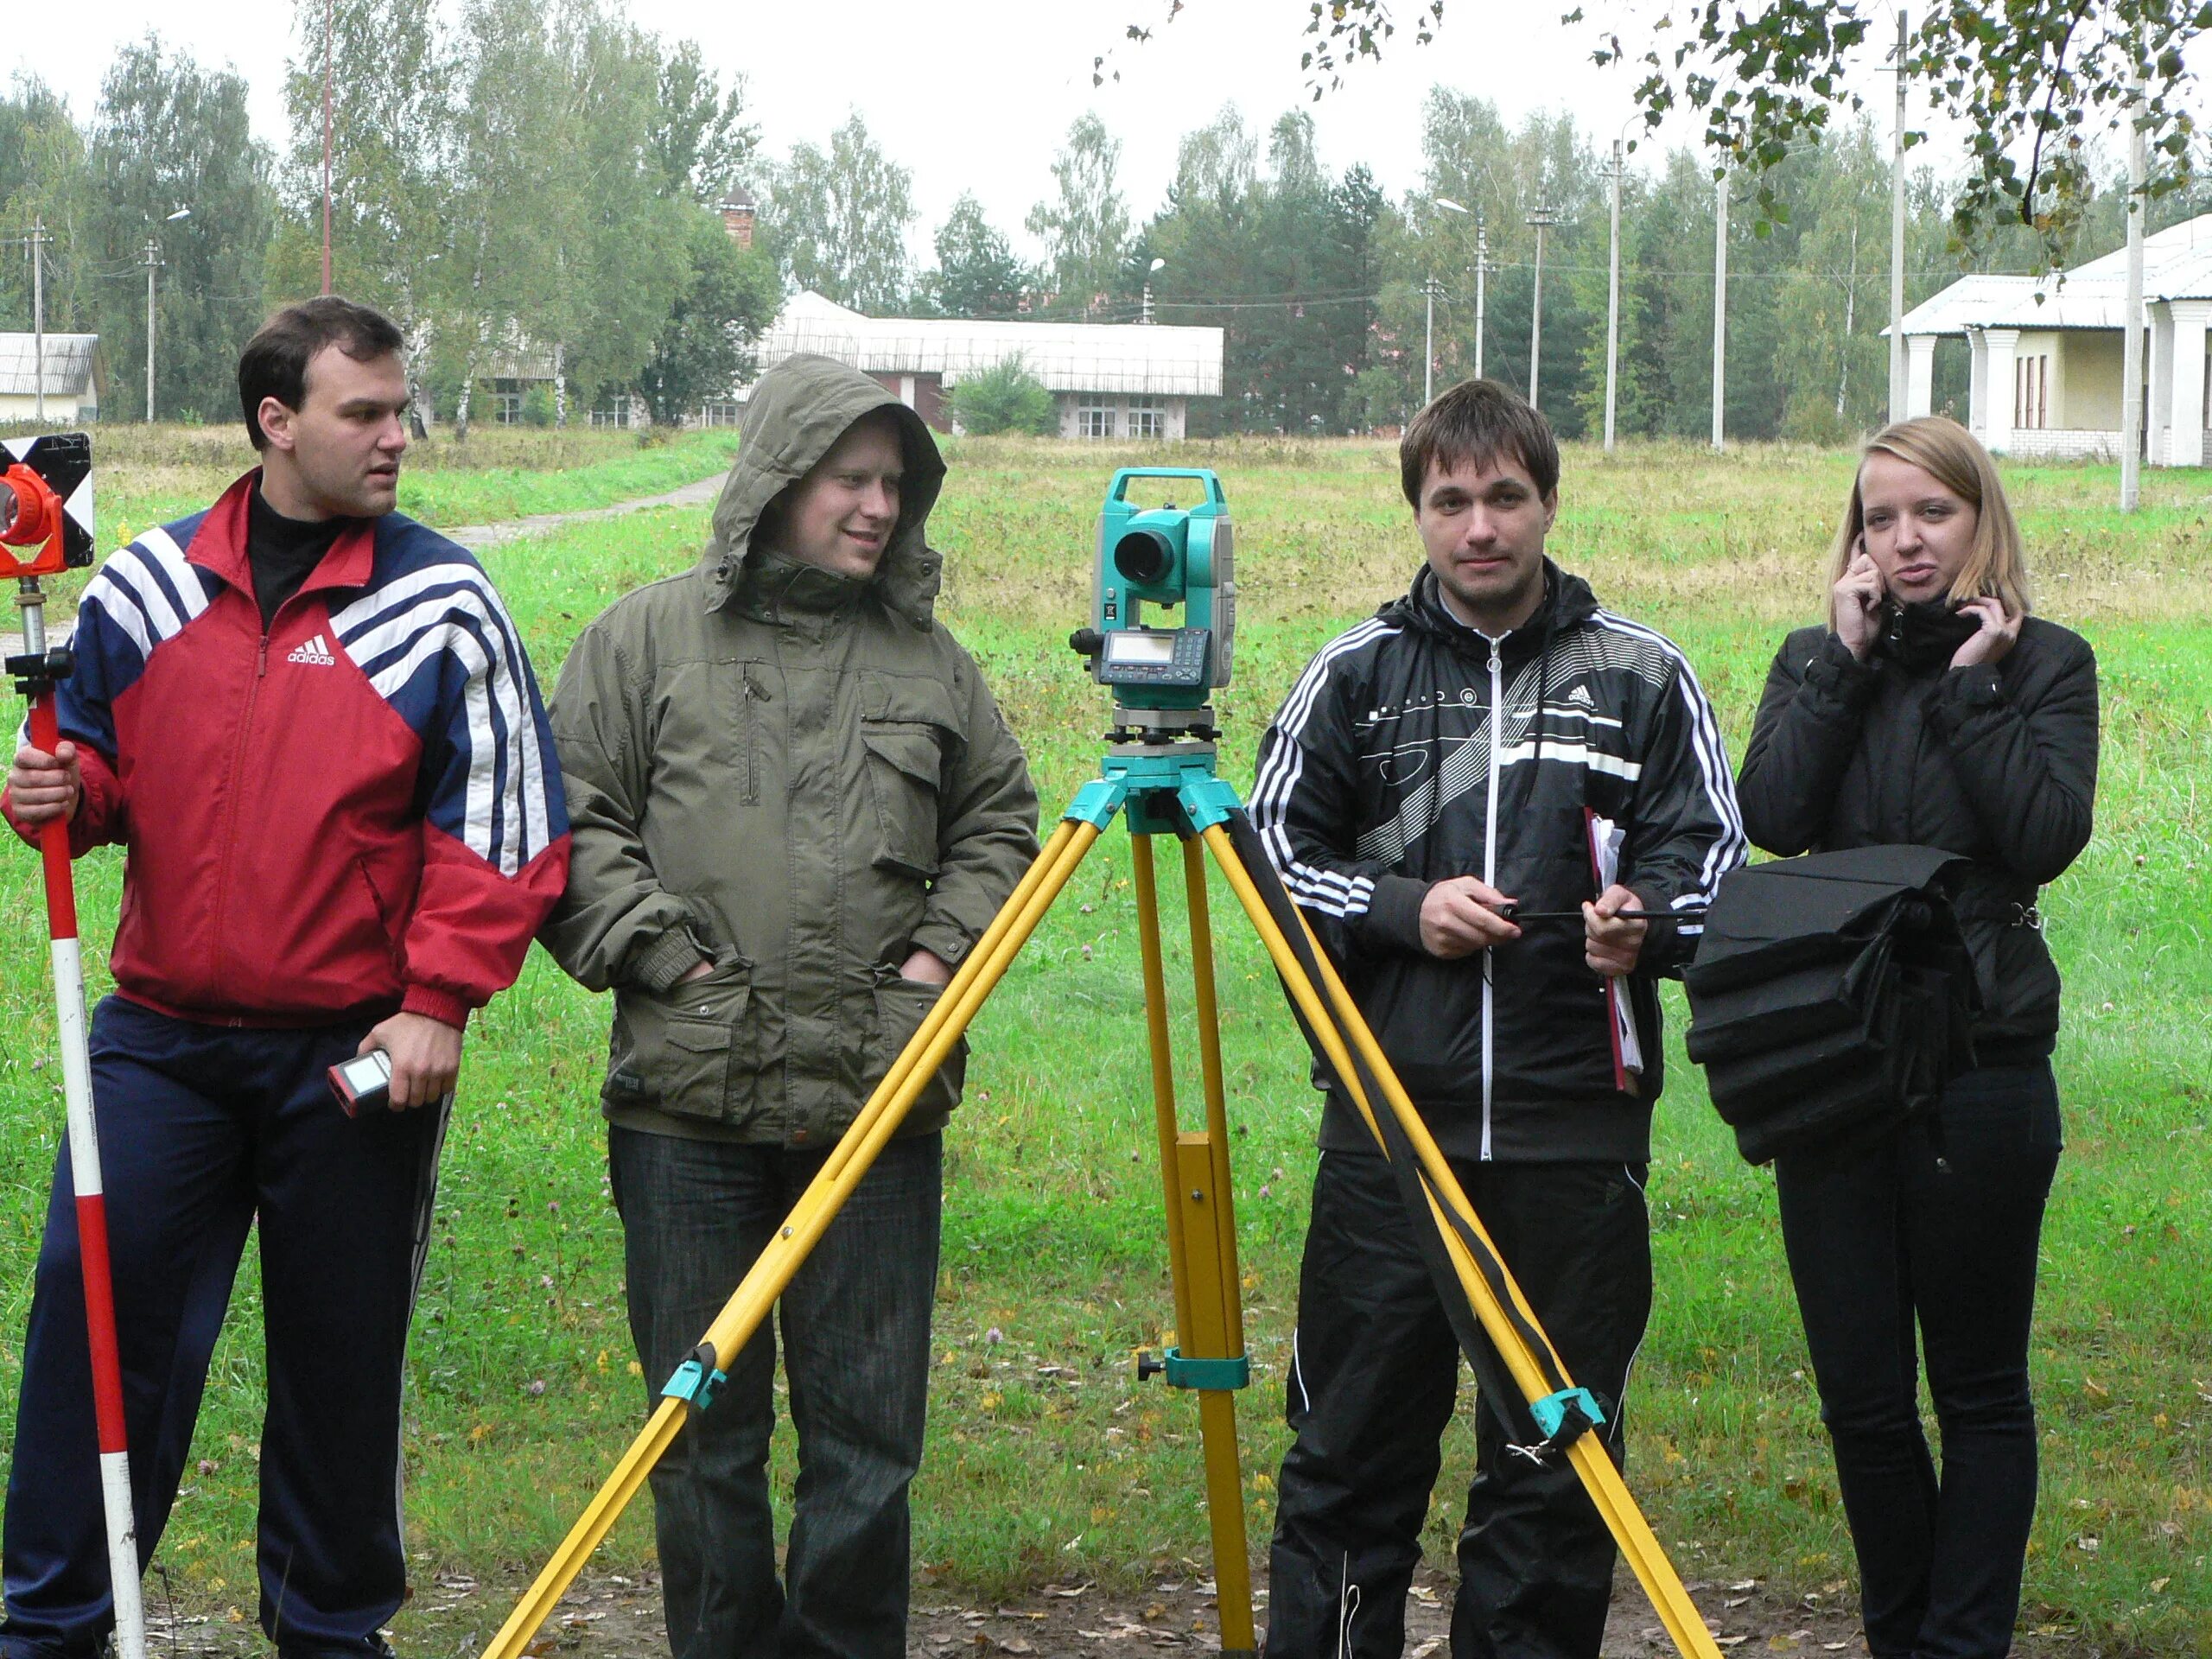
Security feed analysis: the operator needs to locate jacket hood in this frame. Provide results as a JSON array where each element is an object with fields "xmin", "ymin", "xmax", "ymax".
[
  {"xmin": 1383, "ymin": 556, "xmax": 1600, "ymax": 645},
  {"xmin": 700, "ymin": 353, "xmax": 949, "ymax": 627}
]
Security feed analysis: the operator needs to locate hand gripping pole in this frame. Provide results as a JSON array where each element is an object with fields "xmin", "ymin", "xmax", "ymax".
[
  {"xmin": 1200, "ymin": 815, "xmax": 1724, "ymax": 1659},
  {"xmin": 9, "ymin": 579, "xmax": 149, "ymax": 1659},
  {"xmin": 479, "ymin": 819, "xmax": 1101, "ymax": 1659}
]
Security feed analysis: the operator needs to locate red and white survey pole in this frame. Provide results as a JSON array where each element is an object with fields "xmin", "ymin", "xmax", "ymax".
[{"xmin": 3, "ymin": 461, "xmax": 148, "ymax": 1659}]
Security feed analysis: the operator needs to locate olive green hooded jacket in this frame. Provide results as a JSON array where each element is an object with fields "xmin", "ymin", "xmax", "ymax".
[{"xmin": 540, "ymin": 354, "xmax": 1039, "ymax": 1146}]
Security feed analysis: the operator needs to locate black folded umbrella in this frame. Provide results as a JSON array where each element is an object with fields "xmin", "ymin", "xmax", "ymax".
[{"xmin": 1683, "ymin": 845, "xmax": 1980, "ymax": 1165}]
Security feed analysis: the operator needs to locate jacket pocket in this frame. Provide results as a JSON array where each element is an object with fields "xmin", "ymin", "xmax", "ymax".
[
  {"xmin": 354, "ymin": 857, "xmax": 404, "ymax": 974},
  {"xmin": 861, "ymin": 723, "xmax": 945, "ymax": 879},
  {"xmin": 608, "ymin": 961, "xmax": 758, "ymax": 1126},
  {"xmin": 868, "ymin": 963, "xmax": 966, "ymax": 1124}
]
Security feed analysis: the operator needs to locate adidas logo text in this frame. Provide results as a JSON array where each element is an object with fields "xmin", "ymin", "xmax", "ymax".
[
  {"xmin": 287, "ymin": 633, "xmax": 338, "ymax": 667},
  {"xmin": 1566, "ymin": 683, "xmax": 1596, "ymax": 709}
]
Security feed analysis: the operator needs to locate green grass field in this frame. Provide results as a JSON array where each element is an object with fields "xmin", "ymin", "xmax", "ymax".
[
  {"xmin": 28, "ymin": 421, "xmax": 741, "ymax": 550},
  {"xmin": 1, "ymin": 435, "xmax": 2206, "ymax": 1649}
]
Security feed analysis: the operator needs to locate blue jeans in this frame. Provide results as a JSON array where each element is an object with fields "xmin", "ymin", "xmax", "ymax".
[
  {"xmin": 1774, "ymin": 1063, "xmax": 2063, "ymax": 1659},
  {"xmin": 607, "ymin": 1127, "xmax": 942, "ymax": 1659}
]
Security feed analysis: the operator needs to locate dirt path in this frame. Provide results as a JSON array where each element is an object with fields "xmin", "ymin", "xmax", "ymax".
[
  {"xmin": 2, "ymin": 474, "xmax": 724, "ymax": 659},
  {"xmin": 132, "ymin": 1560, "xmax": 2119, "ymax": 1659},
  {"xmin": 435, "ymin": 472, "xmax": 723, "ymax": 553}
]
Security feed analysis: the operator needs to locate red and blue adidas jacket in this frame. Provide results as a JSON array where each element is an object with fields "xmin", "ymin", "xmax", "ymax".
[{"xmin": 3, "ymin": 471, "xmax": 570, "ymax": 1028}]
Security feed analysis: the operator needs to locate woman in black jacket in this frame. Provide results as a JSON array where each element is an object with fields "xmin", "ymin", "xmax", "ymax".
[{"xmin": 1736, "ymin": 416, "xmax": 2097, "ymax": 1659}]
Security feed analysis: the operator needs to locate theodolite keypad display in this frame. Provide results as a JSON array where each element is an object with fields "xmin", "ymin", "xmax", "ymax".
[{"xmin": 1100, "ymin": 627, "xmax": 1211, "ymax": 688}]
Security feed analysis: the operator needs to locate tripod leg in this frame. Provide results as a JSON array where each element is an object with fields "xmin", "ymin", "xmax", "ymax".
[
  {"xmin": 1198, "ymin": 825, "xmax": 1724, "ymax": 1659},
  {"xmin": 1131, "ymin": 836, "xmax": 1194, "ymax": 1346},
  {"xmin": 1179, "ymin": 837, "xmax": 1256, "ymax": 1655},
  {"xmin": 480, "ymin": 820, "xmax": 1103, "ymax": 1659},
  {"xmin": 1130, "ymin": 838, "xmax": 1255, "ymax": 1657}
]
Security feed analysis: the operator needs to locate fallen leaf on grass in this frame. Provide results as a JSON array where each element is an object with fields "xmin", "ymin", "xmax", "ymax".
[{"xmin": 1043, "ymin": 1582, "xmax": 1094, "ymax": 1598}]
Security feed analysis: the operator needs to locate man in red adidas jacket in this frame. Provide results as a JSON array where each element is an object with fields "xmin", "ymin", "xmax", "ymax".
[{"xmin": 0, "ymin": 298, "xmax": 569, "ymax": 1659}]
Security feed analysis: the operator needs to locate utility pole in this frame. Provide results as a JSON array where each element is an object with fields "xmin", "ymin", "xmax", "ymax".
[
  {"xmin": 1422, "ymin": 276, "xmax": 1446, "ymax": 405},
  {"xmin": 1889, "ymin": 9, "xmax": 1910, "ymax": 422},
  {"xmin": 143, "ymin": 240, "xmax": 164, "ymax": 423},
  {"xmin": 2121, "ymin": 92, "xmax": 2147, "ymax": 512},
  {"xmin": 1474, "ymin": 221, "xmax": 1488, "ymax": 381},
  {"xmin": 1527, "ymin": 204, "xmax": 1560, "ymax": 410},
  {"xmin": 1711, "ymin": 175, "xmax": 1728, "ymax": 452},
  {"xmin": 1605, "ymin": 140, "xmax": 1624, "ymax": 452},
  {"xmin": 29, "ymin": 219, "xmax": 49, "ymax": 421},
  {"xmin": 322, "ymin": 0, "xmax": 335, "ymax": 295}
]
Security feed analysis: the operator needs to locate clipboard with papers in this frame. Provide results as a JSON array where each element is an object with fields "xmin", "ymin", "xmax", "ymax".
[{"xmin": 1586, "ymin": 807, "xmax": 1644, "ymax": 1096}]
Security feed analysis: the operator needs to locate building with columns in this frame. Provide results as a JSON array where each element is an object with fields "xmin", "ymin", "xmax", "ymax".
[
  {"xmin": 749, "ymin": 290, "xmax": 1224, "ymax": 440},
  {"xmin": 1889, "ymin": 212, "xmax": 2212, "ymax": 467}
]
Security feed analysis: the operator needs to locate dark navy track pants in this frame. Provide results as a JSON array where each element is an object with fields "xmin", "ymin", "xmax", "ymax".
[{"xmin": 1, "ymin": 996, "xmax": 448, "ymax": 1659}]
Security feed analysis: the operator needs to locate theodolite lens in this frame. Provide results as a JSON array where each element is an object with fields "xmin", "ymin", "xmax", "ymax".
[{"xmin": 1113, "ymin": 526, "xmax": 1175, "ymax": 588}]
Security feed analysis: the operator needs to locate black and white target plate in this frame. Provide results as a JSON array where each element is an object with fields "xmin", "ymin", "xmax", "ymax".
[{"xmin": 2, "ymin": 432, "xmax": 95, "ymax": 569}]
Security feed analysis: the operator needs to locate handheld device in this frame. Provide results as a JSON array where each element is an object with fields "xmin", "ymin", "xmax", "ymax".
[
  {"xmin": 1067, "ymin": 467, "xmax": 1235, "ymax": 744},
  {"xmin": 328, "ymin": 1050, "xmax": 394, "ymax": 1116}
]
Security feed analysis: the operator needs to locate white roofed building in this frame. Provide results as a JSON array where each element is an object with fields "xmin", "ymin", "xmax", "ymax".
[
  {"xmin": 752, "ymin": 291, "xmax": 1224, "ymax": 441},
  {"xmin": 0, "ymin": 334, "xmax": 99, "ymax": 425},
  {"xmin": 1891, "ymin": 213, "xmax": 2212, "ymax": 465}
]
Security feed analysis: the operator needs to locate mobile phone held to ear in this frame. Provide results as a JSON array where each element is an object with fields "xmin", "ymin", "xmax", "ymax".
[{"xmin": 329, "ymin": 1050, "xmax": 393, "ymax": 1116}]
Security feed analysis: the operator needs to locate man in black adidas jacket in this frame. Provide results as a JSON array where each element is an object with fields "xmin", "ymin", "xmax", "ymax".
[{"xmin": 1252, "ymin": 379, "xmax": 1745, "ymax": 1659}]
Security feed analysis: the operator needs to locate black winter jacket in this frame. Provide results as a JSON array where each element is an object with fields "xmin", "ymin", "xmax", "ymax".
[
  {"xmin": 1735, "ymin": 607, "xmax": 2099, "ymax": 1063},
  {"xmin": 1252, "ymin": 562, "xmax": 1747, "ymax": 1164}
]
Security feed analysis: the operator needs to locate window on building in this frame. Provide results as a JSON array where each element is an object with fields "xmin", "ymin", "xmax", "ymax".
[
  {"xmin": 490, "ymin": 378, "xmax": 524, "ymax": 425},
  {"xmin": 1128, "ymin": 397, "xmax": 1165, "ymax": 440},
  {"xmin": 2014, "ymin": 353, "xmax": 2052, "ymax": 430},
  {"xmin": 700, "ymin": 399, "xmax": 744, "ymax": 428},
  {"xmin": 1077, "ymin": 403, "xmax": 1116, "ymax": 439},
  {"xmin": 588, "ymin": 400, "xmax": 633, "ymax": 429}
]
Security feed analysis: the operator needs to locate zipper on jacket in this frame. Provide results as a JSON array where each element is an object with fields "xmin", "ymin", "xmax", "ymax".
[
  {"xmin": 207, "ymin": 631, "xmax": 270, "ymax": 996},
  {"xmin": 741, "ymin": 673, "xmax": 763, "ymax": 804},
  {"xmin": 1481, "ymin": 639, "xmax": 1503, "ymax": 1161}
]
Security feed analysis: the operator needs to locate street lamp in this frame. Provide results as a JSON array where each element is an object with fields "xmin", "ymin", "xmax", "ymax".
[
  {"xmin": 1434, "ymin": 196, "xmax": 1489, "ymax": 383},
  {"xmin": 144, "ymin": 207, "xmax": 194, "ymax": 422},
  {"xmin": 1421, "ymin": 196, "xmax": 1472, "ymax": 407},
  {"xmin": 1605, "ymin": 120, "xmax": 1636, "ymax": 453}
]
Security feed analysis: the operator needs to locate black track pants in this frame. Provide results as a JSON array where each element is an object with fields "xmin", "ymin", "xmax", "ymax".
[
  {"xmin": 1263, "ymin": 1150, "xmax": 1652, "ymax": 1659},
  {"xmin": 1773, "ymin": 1062, "xmax": 2061, "ymax": 1659}
]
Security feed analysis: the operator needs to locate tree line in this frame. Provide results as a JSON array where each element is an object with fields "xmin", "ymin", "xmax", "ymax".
[
  {"xmin": 3, "ymin": 0, "xmax": 2205, "ymax": 441},
  {"xmin": 763, "ymin": 94, "xmax": 2206, "ymax": 442},
  {"xmin": 1, "ymin": 0, "xmax": 779, "ymax": 434}
]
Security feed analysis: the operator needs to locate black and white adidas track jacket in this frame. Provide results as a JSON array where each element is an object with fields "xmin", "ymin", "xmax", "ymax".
[{"xmin": 1251, "ymin": 561, "xmax": 1746, "ymax": 1164}]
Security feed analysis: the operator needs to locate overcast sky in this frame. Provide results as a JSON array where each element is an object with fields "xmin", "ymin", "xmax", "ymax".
[{"xmin": 3, "ymin": 0, "xmax": 2012, "ymax": 265}]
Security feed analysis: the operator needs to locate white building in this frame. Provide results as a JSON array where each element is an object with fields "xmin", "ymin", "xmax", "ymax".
[
  {"xmin": 1891, "ymin": 213, "xmax": 2212, "ymax": 465},
  {"xmin": 752, "ymin": 291, "xmax": 1224, "ymax": 440},
  {"xmin": 0, "ymin": 334, "xmax": 99, "ymax": 425}
]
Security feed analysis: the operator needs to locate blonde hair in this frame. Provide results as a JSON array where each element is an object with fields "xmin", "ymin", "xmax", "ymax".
[{"xmin": 1827, "ymin": 416, "xmax": 2031, "ymax": 626}]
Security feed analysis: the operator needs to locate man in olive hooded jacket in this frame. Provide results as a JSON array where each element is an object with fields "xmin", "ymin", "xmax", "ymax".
[{"xmin": 542, "ymin": 353, "xmax": 1038, "ymax": 1659}]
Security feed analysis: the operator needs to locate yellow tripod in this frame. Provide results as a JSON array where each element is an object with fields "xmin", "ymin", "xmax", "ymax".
[{"xmin": 482, "ymin": 741, "xmax": 1722, "ymax": 1659}]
